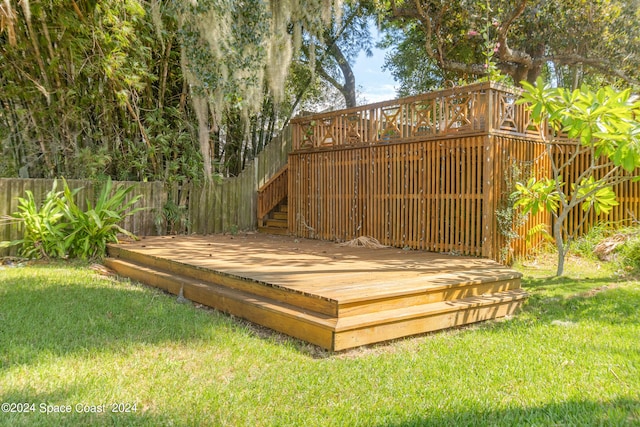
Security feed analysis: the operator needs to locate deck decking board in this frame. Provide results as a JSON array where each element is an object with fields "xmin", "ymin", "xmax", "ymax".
[{"xmin": 106, "ymin": 234, "xmax": 526, "ymax": 351}]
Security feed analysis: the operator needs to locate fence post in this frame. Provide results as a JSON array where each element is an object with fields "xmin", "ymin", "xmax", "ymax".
[{"xmin": 482, "ymin": 135, "xmax": 496, "ymax": 259}]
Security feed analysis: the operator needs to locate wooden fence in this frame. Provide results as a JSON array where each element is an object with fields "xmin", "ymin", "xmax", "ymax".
[
  {"xmin": 288, "ymin": 127, "xmax": 640, "ymax": 262},
  {"xmin": 0, "ymin": 127, "xmax": 292, "ymax": 256},
  {"xmin": 0, "ymin": 179, "xmax": 165, "ymax": 257},
  {"xmin": 162, "ymin": 127, "xmax": 292, "ymax": 234},
  {"xmin": 286, "ymin": 81, "xmax": 640, "ymax": 262},
  {"xmin": 289, "ymin": 135, "xmax": 491, "ymax": 256},
  {"xmin": 290, "ymin": 81, "xmax": 541, "ymax": 151}
]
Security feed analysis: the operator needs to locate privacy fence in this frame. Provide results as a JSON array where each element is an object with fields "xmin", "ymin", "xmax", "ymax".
[
  {"xmin": 288, "ymin": 81, "xmax": 640, "ymax": 261},
  {"xmin": 0, "ymin": 129, "xmax": 291, "ymax": 257}
]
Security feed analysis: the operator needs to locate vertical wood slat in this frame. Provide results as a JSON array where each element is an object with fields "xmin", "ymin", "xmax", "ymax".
[
  {"xmin": 288, "ymin": 131, "xmax": 640, "ymax": 261},
  {"xmin": 288, "ymin": 136, "xmax": 489, "ymax": 256}
]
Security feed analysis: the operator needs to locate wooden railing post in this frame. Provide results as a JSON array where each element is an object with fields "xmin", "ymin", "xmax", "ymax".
[{"xmin": 482, "ymin": 134, "xmax": 496, "ymax": 259}]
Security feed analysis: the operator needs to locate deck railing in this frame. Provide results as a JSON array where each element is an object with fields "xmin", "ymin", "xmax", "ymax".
[{"xmin": 291, "ymin": 81, "xmax": 542, "ymax": 151}]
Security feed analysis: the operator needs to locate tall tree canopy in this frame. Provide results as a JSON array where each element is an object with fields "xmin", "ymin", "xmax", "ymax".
[
  {"xmin": 302, "ymin": 3, "xmax": 374, "ymax": 108},
  {"xmin": 0, "ymin": 0, "xmax": 345, "ymax": 180},
  {"xmin": 2, "ymin": 0, "xmax": 638, "ymax": 180},
  {"xmin": 379, "ymin": 0, "xmax": 640, "ymax": 93}
]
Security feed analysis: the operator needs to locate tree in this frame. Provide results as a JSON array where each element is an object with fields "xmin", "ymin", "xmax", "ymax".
[
  {"xmin": 1, "ymin": 0, "xmax": 344, "ymax": 181},
  {"xmin": 378, "ymin": 0, "xmax": 640, "ymax": 89},
  {"xmin": 167, "ymin": 0, "xmax": 343, "ymax": 180},
  {"xmin": 0, "ymin": 0, "xmax": 204, "ymax": 182},
  {"xmin": 513, "ymin": 78, "xmax": 640, "ymax": 276},
  {"xmin": 303, "ymin": 3, "xmax": 374, "ymax": 108}
]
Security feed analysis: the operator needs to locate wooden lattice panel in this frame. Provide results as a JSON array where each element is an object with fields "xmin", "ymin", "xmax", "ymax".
[
  {"xmin": 381, "ymin": 106, "xmax": 402, "ymax": 139},
  {"xmin": 346, "ymin": 114, "xmax": 362, "ymax": 144},
  {"xmin": 320, "ymin": 117, "xmax": 336, "ymax": 146},
  {"xmin": 497, "ymin": 93, "xmax": 518, "ymax": 132},
  {"xmin": 412, "ymin": 102, "xmax": 438, "ymax": 137},
  {"xmin": 443, "ymin": 95, "xmax": 472, "ymax": 132}
]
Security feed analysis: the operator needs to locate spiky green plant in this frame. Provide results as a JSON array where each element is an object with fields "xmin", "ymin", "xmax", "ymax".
[
  {"xmin": 58, "ymin": 178, "xmax": 144, "ymax": 259},
  {"xmin": 0, "ymin": 181, "xmax": 72, "ymax": 258},
  {"xmin": 1, "ymin": 179, "xmax": 144, "ymax": 259}
]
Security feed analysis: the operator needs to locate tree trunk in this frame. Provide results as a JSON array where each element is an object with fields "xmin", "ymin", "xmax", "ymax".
[
  {"xmin": 192, "ymin": 96, "xmax": 213, "ymax": 181},
  {"xmin": 329, "ymin": 44, "xmax": 357, "ymax": 108},
  {"xmin": 554, "ymin": 211, "xmax": 568, "ymax": 276}
]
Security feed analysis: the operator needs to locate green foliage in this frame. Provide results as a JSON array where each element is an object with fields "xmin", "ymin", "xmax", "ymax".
[
  {"xmin": 380, "ymin": 0, "xmax": 640, "ymax": 90},
  {"xmin": 573, "ymin": 177, "xmax": 619, "ymax": 215},
  {"xmin": 154, "ymin": 199, "xmax": 190, "ymax": 235},
  {"xmin": 513, "ymin": 78, "xmax": 640, "ymax": 275},
  {"xmin": 495, "ymin": 163, "xmax": 531, "ymax": 263},
  {"xmin": 513, "ymin": 177, "xmax": 561, "ymax": 216},
  {"xmin": 0, "ymin": 182, "xmax": 69, "ymax": 259},
  {"xmin": 58, "ymin": 179, "xmax": 143, "ymax": 259},
  {"xmin": 618, "ymin": 235, "xmax": 640, "ymax": 274},
  {"xmin": 0, "ymin": 179, "xmax": 143, "ymax": 259},
  {"xmin": 520, "ymin": 79, "xmax": 640, "ymax": 171},
  {"xmin": 570, "ymin": 223, "xmax": 614, "ymax": 259}
]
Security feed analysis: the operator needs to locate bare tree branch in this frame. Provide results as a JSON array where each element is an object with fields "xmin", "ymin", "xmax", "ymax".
[{"xmin": 545, "ymin": 54, "xmax": 640, "ymax": 86}]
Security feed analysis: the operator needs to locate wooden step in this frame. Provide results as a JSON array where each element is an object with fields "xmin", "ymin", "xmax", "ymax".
[
  {"xmin": 104, "ymin": 257, "xmax": 526, "ymax": 352},
  {"xmin": 104, "ymin": 258, "xmax": 337, "ymax": 349},
  {"xmin": 333, "ymin": 289, "xmax": 528, "ymax": 350},
  {"xmin": 106, "ymin": 246, "xmax": 337, "ymax": 316},
  {"xmin": 105, "ymin": 235, "xmax": 527, "ymax": 351},
  {"xmin": 336, "ymin": 271, "xmax": 522, "ymax": 316},
  {"xmin": 272, "ymin": 211, "xmax": 288, "ymax": 220},
  {"xmin": 265, "ymin": 218, "xmax": 287, "ymax": 228}
]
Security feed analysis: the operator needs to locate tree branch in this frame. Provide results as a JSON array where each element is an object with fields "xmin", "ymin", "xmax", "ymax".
[
  {"xmin": 545, "ymin": 53, "xmax": 640, "ymax": 86},
  {"xmin": 496, "ymin": 0, "xmax": 533, "ymax": 69}
]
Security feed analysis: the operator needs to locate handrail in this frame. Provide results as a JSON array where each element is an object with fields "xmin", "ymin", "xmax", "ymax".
[
  {"xmin": 290, "ymin": 81, "xmax": 545, "ymax": 151},
  {"xmin": 257, "ymin": 164, "xmax": 288, "ymax": 223}
]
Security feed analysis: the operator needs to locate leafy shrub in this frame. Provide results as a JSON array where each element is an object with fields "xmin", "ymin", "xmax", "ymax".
[
  {"xmin": 0, "ymin": 182, "xmax": 70, "ymax": 258},
  {"xmin": 572, "ymin": 223, "xmax": 615, "ymax": 259},
  {"xmin": 617, "ymin": 234, "xmax": 640, "ymax": 274},
  {"xmin": 59, "ymin": 179, "xmax": 144, "ymax": 258},
  {"xmin": 154, "ymin": 199, "xmax": 190, "ymax": 235},
  {"xmin": 1, "ymin": 179, "xmax": 143, "ymax": 259}
]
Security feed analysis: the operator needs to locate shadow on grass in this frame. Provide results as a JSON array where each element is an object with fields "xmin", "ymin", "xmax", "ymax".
[
  {"xmin": 376, "ymin": 397, "xmax": 639, "ymax": 427},
  {"xmin": 0, "ymin": 264, "xmax": 247, "ymax": 369},
  {"xmin": 517, "ymin": 277, "xmax": 640, "ymax": 325}
]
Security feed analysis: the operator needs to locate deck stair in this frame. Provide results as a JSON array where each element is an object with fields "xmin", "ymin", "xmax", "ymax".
[
  {"xmin": 258, "ymin": 200, "xmax": 289, "ymax": 235},
  {"xmin": 257, "ymin": 164, "xmax": 289, "ymax": 236},
  {"xmin": 105, "ymin": 235, "xmax": 527, "ymax": 352}
]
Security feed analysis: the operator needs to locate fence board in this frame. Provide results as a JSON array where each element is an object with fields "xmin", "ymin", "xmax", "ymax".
[
  {"xmin": 289, "ymin": 135, "xmax": 488, "ymax": 256},
  {"xmin": 0, "ymin": 179, "xmax": 165, "ymax": 257},
  {"xmin": 289, "ymin": 131, "xmax": 640, "ymax": 262}
]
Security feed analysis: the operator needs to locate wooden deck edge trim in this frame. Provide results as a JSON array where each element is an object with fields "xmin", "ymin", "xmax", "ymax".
[
  {"xmin": 334, "ymin": 289, "xmax": 529, "ymax": 332},
  {"xmin": 105, "ymin": 257, "xmax": 339, "ymax": 326},
  {"xmin": 106, "ymin": 245, "xmax": 338, "ymax": 316},
  {"xmin": 333, "ymin": 296, "xmax": 525, "ymax": 351},
  {"xmin": 333, "ymin": 269, "xmax": 523, "ymax": 305},
  {"xmin": 290, "ymin": 131, "xmax": 491, "ymax": 154},
  {"xmin": 337, "ymin": 277, "xmax": 522, "ymax": 317},
  {"xmin": 104, "ymin": 258, "xmax": 337, "ymax": 349}
]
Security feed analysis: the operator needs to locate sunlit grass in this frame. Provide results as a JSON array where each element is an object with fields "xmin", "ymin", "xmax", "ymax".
[{"xmin": 1, "ymin": 258, "xmax": 638, "ymax": 426}]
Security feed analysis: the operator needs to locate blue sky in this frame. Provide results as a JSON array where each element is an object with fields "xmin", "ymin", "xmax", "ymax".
[{"xmin": 352, "ymin": 35, "xmax": 398, "ymax": 104}]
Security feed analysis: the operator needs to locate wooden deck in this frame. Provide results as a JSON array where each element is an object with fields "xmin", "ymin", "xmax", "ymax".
[{"xmin": 105, "ymin": 234, "xmax": 527, "ymax": 351}]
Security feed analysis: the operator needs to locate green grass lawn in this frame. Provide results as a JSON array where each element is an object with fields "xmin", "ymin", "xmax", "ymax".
[{"xmin": 1, "ymin": 256, "xmax": 638, "ymax": 426}]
